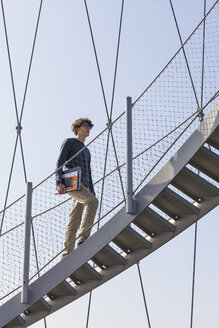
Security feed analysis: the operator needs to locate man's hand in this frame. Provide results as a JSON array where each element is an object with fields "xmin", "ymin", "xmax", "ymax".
[{"xmin": 57, "ymin": 183, "xmax": 66, "ymax": 194}]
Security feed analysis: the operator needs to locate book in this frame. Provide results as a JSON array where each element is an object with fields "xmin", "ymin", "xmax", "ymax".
[{"xmin": 61, "ymin": 167, "xmax": 81, "ymax": 192}]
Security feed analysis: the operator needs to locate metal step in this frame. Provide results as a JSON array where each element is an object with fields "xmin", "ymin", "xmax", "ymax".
[
  {"xmin": 4, "ymin": 315, "xmax": 25, "ymax": 327},
  {"xmin": 92, "ymin": 245, "xmax": 127, "ymax": 269},
  {"xmin": 113, "ymin": 226, "xmax": 152, "ymax": 253},
  {"xmin": 69, "ymin": 263, "xmax": 101, "ymax": 284},
  {"xmin": 172, "ymin": 167, "xmax": 219, "ymax": 201},
  {"xmin": 133, "ymin": 207, "xmax": 176, "ymax": 236},
  {"xmin": 207, "ymin": 125, "xmax": 219, "ymax": 150},
  {"xmin": 47, "ymin": 281, "xmax": 76, "ymax": 300},
  {"xmin": 24, "ymin": 298, "xmax": 51, "ymax": 314},
  {"xmin": 153, "ymin": 187, "xmax": 199, "ymax": 219},
  {"xmin": 190, "ymin": 146, "xmax": 219, "ymax": 182}
]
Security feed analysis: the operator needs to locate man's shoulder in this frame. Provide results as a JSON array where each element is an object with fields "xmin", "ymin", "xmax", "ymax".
[
  {"xmin": 60, "ymin": 138, "xmax": 75, "ymax": 149},
  {"xmin": 67, "ymin": 138, "xmax": 84, "ymax": 146},
  {"xmin": 66, "ymin": 138, "xmax": 75, "ymax": 143},
  {"xmin": 62, "ymin": 138, "xmax": 77, "ymax": 145},
  {"xmin": 64, "ymin": 138, "xmax": 86, "ymax": 151}
]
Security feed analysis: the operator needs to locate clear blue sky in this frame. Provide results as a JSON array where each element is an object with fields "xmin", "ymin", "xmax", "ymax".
[{"xmin": 0, "ymin": 1, "xmax": 218, "ymax": 327}]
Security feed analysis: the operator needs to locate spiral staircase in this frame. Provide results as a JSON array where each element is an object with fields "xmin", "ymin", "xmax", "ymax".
[{"xmin": 0, "ymin": 101, "xmax": 218, "ymax": 328}]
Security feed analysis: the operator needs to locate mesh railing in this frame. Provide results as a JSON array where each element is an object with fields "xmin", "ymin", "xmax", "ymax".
[{"xmin": 0, "ymin": 1, "xmax": 218, "ymax": 306}]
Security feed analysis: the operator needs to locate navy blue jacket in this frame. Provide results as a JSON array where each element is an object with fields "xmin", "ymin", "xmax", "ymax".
[{"xmin": 56, "ymin": 138, "xmax": 95, "ymax": 194}]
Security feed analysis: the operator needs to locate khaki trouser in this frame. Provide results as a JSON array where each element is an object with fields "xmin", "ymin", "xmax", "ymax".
[{"xmin": 62, "ymin": 184, "xmax": 98, "ymax": 258}]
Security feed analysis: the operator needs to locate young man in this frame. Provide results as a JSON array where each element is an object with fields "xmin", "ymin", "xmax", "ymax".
[{"xmin": 56, "ymin": 118, "xmax": 98, "ymax": 258}]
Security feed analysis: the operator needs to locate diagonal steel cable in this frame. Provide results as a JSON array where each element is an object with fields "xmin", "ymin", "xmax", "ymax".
[
  {"xmin": 105, "ymin": 0, "xmax": 126, "ymax": 202},
  {"xmin": 18, "ymin": 133, "xmax": 27, "ymax": 183},
  {"xmin": 0, "ymin": 0, "xmax": 43, "ymax": 232},
  {"xmin": 190, "ymin": 2, "xmax": 207, "ymax": 328},
  {"xmin": 83, "ymin": 0, "xmax": 109, "ymax": 120},
  {"xmin": 96, "ymin": 131, "xmax": 111, "ymax": 228},
  {"xmin": 0, "ymin": 135, "xmax": 19, "ymax": 235},
  {"xmin": 0, "ymin": 1, "xmax": 47, "ymax": 327},
  {"xmin": 169, "ymin": 0, "xmax": 201, "ymax": 110},
  {"xmin": 0, "ymin": 0, "xmax": 19, "ymax": 123},
  {"xmin": 137, "ymin": 262, "xmax": 152, "ymax": 328},
  {"xmin": 83, "ymin": 0, "xmax": 126, "ymax": 203},
  {"xmin": 190, "ymin": 217, "xmax": 198, "ymax": 328},
  {"xmin": 0, "ymin": 0, "xmax": 21, "ymax": 235},
  {"xmin": 19, "ymin": 0, "xmax": 43, "ymax": 124},
  {"xmin": 83, "ymin": 1, "xmax": 125, "ymax": 326},
  {"xmin": 85, "ymin": 291, "xmax": 92, "ymax": 328},
  {"xmin": 109, "ymin": 0, "xmax": 125, "ymax": 120},
  {"xmin": 108, "ymin": 0, "xmax": 126, "ymax": 200}
]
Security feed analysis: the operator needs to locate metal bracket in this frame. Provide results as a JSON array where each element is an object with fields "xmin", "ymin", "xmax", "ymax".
[
  {"xmin": 16, "ymin": 123, "xmax": 23, "ymax": 135},
  {"xmin": 107, "ymin": 119, "xmax": 112, "ymax": 130}
]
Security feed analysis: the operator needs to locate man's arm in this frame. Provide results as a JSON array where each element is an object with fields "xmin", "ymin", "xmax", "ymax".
[
  {"xmin": 56, "ymin": 139, "xmax": 70, "ymax": 194},
  {"xmin": 88, "ymin": 153, "xmax": 95, "ymax": 195}
]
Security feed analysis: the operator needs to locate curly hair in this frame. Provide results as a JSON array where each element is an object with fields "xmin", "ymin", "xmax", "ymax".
[{"xmin": 71, "ymin": 118, "xmax": 94, "ymax": 135}]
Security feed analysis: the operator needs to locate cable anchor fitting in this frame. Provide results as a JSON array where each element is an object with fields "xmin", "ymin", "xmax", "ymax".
[
  {"xmin": 107, "ymin": 119, "xmax": 112, "ymax": 130},
  {"xmin": 16, "ymin": 123, "xmax": 23, "ymax": 135},
  {"xmin": 198, "ymin": 110, "xmax": 205, "ymax": 122}
]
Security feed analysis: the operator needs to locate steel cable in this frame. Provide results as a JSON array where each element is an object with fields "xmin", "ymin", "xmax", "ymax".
[
  {"xmin": 0, "ymin": 0, "xmax": 44, "ymax": 233},
  {"xmin": 0, "ymin": 2, "xmax": 47, "ymax": 327},
  {"xmin": 0, "ymin": 135, "xmax": 19, "ymax": 235},
  {"xmin": 83, "ymin": 0, "xmax": 109, "ymax": 120},
  {"xmin": 169, "ymin": 0, "xmax": 200, "ymax": 110},
  {"xmin": 190, "ymin": 2, "xmax": 207, "ymax": 328},
  {"xmin": 137, "ymin": 262, "xmax": 152, "ymax": 328},
  {"xmin": 83, "ymin": 1, "xmax": 125, "ymax": 325}
]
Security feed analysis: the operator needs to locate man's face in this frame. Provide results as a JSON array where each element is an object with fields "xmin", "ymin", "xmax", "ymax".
[{"xmin": 77, "ymin": 123, "xmax": 92, "ymax": 138}]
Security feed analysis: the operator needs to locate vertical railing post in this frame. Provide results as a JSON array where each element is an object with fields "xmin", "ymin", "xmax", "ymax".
[
  {"xmin": 21, "ymin": 182, "xmax": 32, "ymax": 304},
  {"xmin": 126, "ymin": 96, "xmax": 135, "ymax": 214}
]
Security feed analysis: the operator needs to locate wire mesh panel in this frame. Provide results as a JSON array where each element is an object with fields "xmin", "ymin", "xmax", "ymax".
[
  {"xmin": 0, "ymin": 225, "xmax": 24, "ymax": 301},
  {"xmin": 131, "ymin": 2, "xmax": 219, "ymax": 192},
  {"xmin": 0, "ymin": 1, "xmax": 218, "ymax": 307}
]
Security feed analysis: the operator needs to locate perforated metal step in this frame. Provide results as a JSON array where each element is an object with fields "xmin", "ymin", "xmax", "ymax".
[
  {"xmin": 153, "ymin": 187, "xmax": 199, "ymax": 218},
  {"xmin": 172, "ymin": 167, "xmax": 219, "ymax": 201},
  {"xmin": 133, "ymin": 207, "xmax": 176, "ymax": 236},
  {"xmin": 47, "ymin": 281, "xmax": 76, "ymax": 300},
  {"xmin": 69, "ymin": 263, "xmax": 101, "ymax": 284},
  {"xmin": 190, "ymin": 146, "xmax": 219, "ymax": 182},
  {"xmin": 92, "ymin": 245, "xmax": 127, "ymax": 269},
  {"xmin": 24, "ymin": 298, "xmax": 51, "ymax": 314},
  {"xmin": 113, "ymin": 226, "xmax": 152, "ymax": 253}
]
